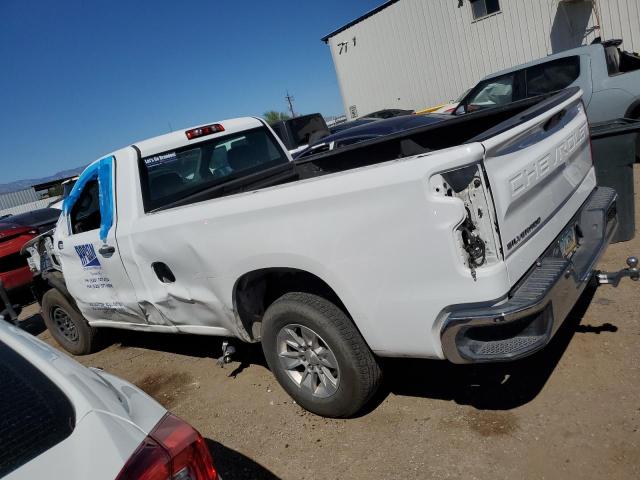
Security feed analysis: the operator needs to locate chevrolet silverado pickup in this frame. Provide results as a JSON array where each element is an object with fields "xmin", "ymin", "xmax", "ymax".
[{"xmin": 23, "ymin": 87, "xmax": 637, "ymax": 417}]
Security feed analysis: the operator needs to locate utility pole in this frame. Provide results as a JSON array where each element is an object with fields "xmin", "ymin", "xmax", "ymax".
[{"xmin": 285, "ymin": 90, "xmax": 296, "ymax": 118}]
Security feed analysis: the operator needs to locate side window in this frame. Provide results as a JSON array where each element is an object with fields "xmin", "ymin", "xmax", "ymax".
[
  {"xmin": 70, "ymin": 180, "xmax": 101, "ymax": 234},
  {"xmin": 464, "ymin": 72, "xmax": 521, "ymax": 113},
  {"xmin": 525, "ymin": 56, "xmax": 580, "ymax": 97}
]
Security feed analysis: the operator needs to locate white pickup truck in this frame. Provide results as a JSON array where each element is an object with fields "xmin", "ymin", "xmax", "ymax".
[{"xmin": 24, "ymin": 87, "xmax": 637, "ymax": 417}]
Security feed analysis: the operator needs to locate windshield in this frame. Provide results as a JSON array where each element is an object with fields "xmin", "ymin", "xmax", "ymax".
[
  {"xmin": 464, "ymin": 72, "xmax": 520, "ymax": 113},
  {"xmin": 455, "ymin": 89, "xmax": 471, "ymax": 102}
]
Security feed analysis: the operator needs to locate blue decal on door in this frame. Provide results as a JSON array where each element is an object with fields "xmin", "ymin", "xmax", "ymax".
[{"xmin": 75, "ymin": 244, "xmax": 101, "ymax": 268}]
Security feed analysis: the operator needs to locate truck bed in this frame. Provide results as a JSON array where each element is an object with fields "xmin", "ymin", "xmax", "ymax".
[{"xmin": 163, "ymin": 89, "xmax": 576, "ymax": 211}]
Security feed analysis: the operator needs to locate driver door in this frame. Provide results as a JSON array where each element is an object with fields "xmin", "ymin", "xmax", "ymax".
[{"xmin": 55, "ymin": 156, "xmax": 145, "ymax": 325}]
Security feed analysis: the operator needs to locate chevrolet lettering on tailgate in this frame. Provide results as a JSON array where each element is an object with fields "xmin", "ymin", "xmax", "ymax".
[{"xmin": 509, "ymin": 122, "xmax": 588, "ymax": 198}]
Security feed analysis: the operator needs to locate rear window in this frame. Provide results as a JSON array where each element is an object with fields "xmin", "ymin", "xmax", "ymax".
[
  {"xmin": 525, "ymin": 56, "xmax": 580, "ymax": 97},
  {"xmin": 140, "ymin": 127, "xmax": 288, "ymax": 211},
  {"xmin": 0, "ymin": 341, "xmax": 75, "ymax": 477}
]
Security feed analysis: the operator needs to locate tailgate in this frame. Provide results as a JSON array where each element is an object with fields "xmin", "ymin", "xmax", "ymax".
[{"xmin": 479, "ymin": 89, "xmax": 595, "ymax": 285}]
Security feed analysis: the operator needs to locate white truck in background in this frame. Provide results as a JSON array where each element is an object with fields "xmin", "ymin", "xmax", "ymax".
[{"xmin": 23, "ymin": 87, "xmax": 638, "ymax": 417}]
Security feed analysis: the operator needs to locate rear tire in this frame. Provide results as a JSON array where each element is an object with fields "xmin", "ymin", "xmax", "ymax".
[
  {"xmin": 41, "ymin": 288, "xmax": 100, "ymax": 355},
  {"xmin": 261, "ymin": 292, "xmax": 382, "ymax": 418}
]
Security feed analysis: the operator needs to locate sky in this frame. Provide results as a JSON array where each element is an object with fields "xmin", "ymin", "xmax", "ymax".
[{"xmin": 0, "ymin": 0, "xmax": 382, "ymax": 183}]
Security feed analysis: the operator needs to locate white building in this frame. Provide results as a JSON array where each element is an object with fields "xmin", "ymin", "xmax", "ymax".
[{"xmin": 322, "ymin": 0, "xmax": 640, "ymax": 118}]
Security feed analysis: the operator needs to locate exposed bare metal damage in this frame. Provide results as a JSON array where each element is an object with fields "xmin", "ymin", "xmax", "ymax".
[{"xmin": 431, "ymin": 163, "xmax": 502, "ymax": 280}]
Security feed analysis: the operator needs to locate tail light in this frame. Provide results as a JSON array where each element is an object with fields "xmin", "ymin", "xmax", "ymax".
[
  {"xmin": 185, "ymin": 124, "xmax": 225, "ymax": 140},
  {"xmin": 116, "ymin": 413, "xmax": 218, "ymax": 480},
  {"xmin": 430, "ymin": 163, "xmax": 502, "ymax": 277}
]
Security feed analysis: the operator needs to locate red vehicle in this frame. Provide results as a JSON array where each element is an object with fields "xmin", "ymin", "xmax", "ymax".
[{"xmin": 0, "ymin": 221, "xmax": 37, "ymax": 291}]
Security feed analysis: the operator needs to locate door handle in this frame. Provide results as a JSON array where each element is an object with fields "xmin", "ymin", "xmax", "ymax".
[
  {"xmin": 98, "ymin": 245, "xmax": 116, "ymax": 258},
  {"xmin": 152, "ymin": 262, "xmax": 176, "ymax": 283}
]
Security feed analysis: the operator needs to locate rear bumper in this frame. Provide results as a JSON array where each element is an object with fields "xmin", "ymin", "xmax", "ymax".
[{"xmin": 441, "ymin": 187, "xmax": 617, "ymax": 364}]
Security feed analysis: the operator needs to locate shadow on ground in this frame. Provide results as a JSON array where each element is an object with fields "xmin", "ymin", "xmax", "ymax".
[
  {"xmin": 206, "ymin": 439, "xmax": 280, "ymax": 480},
  {"xmin": 18, "ymin": 313, "xmax": 47, "ymax": 336},
  {"xmin": 110, "ymin": 329, "xmax": 269, "ymax": 374},
  {"xmin": 105, "ymin": 286, "xmax": 611, "ymax": 414},
  {"xmin": 375, "ymin": 285, "xmax": 616, "ymax": 411},
  {"xmin": 20, "ymin": 284, "xmax": 617, "ymax": 415}
]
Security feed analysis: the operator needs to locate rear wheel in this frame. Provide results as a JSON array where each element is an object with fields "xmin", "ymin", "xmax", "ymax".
[
  {"xmin": 261, "ymin": 292, "xmax": 382, "ymax": 418},
  {"xmin": 41, "ymin": 288, "xmax": 100, "ymax": 355}
]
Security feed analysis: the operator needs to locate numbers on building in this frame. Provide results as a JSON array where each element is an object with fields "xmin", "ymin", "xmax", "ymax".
[{"xmin": 338, "ymin": 37, "xmax": 357, "ymax": 55}]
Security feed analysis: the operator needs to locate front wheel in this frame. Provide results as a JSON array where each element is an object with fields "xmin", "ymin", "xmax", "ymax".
[
  {"xmin": 261, "ymin": 292, "xmax": 382, "ymax": 418},
  {"xmin": 41, "ymin": 288, "xmax": 100, "ymax": 355}
]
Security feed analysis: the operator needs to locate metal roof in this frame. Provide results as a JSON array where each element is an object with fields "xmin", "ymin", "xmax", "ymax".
[
  {"xmin": 0, "ymin": 188, "xmax": 38, "ymax": 210},
  {"xmin": 321, "ymin": 0, "xmax": 400, "ymax": 43},
  {"xmin": 31, "ymin": 175, "xmax": 78, "ymax": 192}
]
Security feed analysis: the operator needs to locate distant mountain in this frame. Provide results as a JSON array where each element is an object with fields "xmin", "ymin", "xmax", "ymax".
[{"xmin": 0, "ymin": 166, "xmax": 86, "ymax": 194}]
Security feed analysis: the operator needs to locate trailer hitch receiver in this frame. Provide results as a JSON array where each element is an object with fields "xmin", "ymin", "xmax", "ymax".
[{"xmin": 596, "ymin": 256, "xmax": 639, "ymax": 287}]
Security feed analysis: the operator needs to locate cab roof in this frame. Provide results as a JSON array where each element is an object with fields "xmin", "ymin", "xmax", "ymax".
[
  {"xmin": 132, "ymin": 117, "xmax": 264, "ymax": 158},
  {"xmin": 481, "ymin": 43, "xmax": 603, "ymax": 81}
]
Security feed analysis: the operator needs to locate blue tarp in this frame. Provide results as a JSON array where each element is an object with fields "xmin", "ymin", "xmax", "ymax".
[{"xmin": 63, "ymin": 156, "xmax": 114, "ymax": 242}]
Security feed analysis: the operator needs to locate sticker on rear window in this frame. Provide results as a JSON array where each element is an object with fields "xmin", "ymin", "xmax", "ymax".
[{"xmin": 144, "ymin": 152, "xmax": 177, "ymax": 167}]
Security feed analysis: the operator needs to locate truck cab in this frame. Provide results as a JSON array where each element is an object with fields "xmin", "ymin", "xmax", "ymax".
[{"xmin": 455, "ymin": 40, "xmax": 640, "ymax": 124}]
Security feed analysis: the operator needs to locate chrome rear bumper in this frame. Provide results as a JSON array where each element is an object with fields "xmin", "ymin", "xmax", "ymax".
[{"xmin": 441, "ymin": 187, "xmax": 617, "ymax": 364}]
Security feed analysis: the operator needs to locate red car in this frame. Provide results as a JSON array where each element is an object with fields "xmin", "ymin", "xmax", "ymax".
[{"xmin": 0, "ymin": 221, "xmax": 37, "ymax": 291}]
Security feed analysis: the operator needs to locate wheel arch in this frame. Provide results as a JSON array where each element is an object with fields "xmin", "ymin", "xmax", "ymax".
[{"xmin": 232, "ymin": 267, "xmax": 355, "ymax": 342}]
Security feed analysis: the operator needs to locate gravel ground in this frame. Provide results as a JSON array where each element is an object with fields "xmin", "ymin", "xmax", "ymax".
[{"xmin": 19, "ymin": 169, "xmax": 640, "ymax": 480}]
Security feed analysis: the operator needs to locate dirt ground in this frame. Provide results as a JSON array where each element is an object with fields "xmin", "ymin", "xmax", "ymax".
[{"xmin": 19, "ymin": 169, "xmax": 640, "ymax": 480}]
